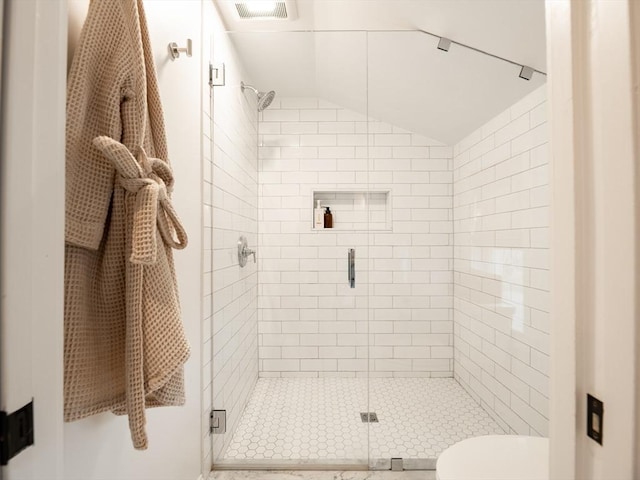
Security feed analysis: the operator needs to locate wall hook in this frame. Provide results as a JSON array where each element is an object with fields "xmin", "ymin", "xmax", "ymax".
[{"xmin": 169, "ymin": 39, "xmax": 192, "ymax": 60}]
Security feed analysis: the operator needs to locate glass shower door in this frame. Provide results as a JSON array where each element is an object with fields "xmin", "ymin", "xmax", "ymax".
[{"xmin": 210, "ymin": 30, "xmax": 372, "ymax": 469}]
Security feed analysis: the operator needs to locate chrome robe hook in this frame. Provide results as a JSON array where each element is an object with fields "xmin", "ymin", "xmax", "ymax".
[{"xmin": 168, "ymin": 39, "xmax": 192, "ymax": 60}]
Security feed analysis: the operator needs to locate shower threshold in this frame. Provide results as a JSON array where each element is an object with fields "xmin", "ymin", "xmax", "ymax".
[
  {"xmin": 212, "ymin": 459, "xmax": 368, "ymax": 471},
  {"xmin": 212, "ymin": 458, "xmax": 435, "ymax": 471}
]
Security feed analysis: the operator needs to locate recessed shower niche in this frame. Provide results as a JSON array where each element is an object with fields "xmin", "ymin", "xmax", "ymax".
[{"xmin": 312, "ymin": 190, "xmax": 391, "ymax": 231}]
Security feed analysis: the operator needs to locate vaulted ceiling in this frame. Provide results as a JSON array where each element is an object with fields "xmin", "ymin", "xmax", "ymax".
[{"xmin": 214, "ymin": 0, "xmax": 547, "ymax": 144}]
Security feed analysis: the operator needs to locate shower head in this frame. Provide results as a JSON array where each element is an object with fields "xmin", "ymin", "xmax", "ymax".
[
  {"xmin": 257, "ymin": 90, "xmax": 276, "ymax": 111},
  {"xmin": 241, "ymin": 81, "xmax": 276, "ymax": 111}
]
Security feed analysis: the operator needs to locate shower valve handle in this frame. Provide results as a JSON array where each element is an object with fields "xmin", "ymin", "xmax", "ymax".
[{"xmin": 238, "ymin": 236, "xmax": 256, "ymax": 267}]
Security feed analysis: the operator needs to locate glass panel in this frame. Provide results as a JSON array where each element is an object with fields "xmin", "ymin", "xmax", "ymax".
[
  {"xmin": 365, "ymin": 31, "xmax": 546, "ymax": 470},
  {"xmin": 366, "ymin": 31, "xmax": 453, "ymax": 469},
  {"xmin": 211, "ymin": 31, "xmax": 370, "ymax": 468}
]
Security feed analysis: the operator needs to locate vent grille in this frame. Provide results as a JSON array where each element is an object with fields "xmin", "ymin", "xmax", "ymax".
[{"xmin": 235, "ymin": 2, "xmax": 288, "ymax": 19}]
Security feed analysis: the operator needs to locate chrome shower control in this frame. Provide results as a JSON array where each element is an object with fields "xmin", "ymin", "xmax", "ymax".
[
  {"xmin": 348, "ymin": 248, "xmax": 355, "ymax": 288},
  {"xmin": 238, "ymin": 236, "xmax": 256, "ymax": 267}
]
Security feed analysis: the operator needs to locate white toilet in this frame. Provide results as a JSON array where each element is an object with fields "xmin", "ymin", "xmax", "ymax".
[{"xmin": 436, "ymin": 435, "xmax": 549, "ymax": 480}]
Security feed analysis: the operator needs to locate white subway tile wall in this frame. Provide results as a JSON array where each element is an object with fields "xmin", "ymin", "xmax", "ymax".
[
  {"xmin": 205, "ymin": 19, "xmax": 260, "ymax": 463},
  {"xmin": 257, "ymin": 98, "xmax": 454, "ymax": 378},
  {"xmin": 452, "ymin": 85, "xmax": 549, "ymax": 435}
]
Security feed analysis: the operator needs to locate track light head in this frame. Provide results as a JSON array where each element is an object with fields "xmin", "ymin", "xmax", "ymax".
[
  {"xmin": 437, "ymin": 37, "xmax": 451, "ymax": 52},
  {"xmin": 519, "ymin": 65, "xmax": 534, "ymax": 81}
]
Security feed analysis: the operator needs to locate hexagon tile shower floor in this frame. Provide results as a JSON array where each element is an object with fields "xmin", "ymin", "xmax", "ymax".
[{"xmin": 221, "ymin": 377, "xmax": 504, "ymax": 464}]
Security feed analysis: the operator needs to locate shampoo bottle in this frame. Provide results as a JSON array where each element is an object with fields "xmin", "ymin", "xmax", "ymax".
[
  {"xmin": 324, "ymin": 207, "xmax": 333, "ymax": 228},
  {"xmin": 314, "ymin": 200, "xmax": 324, "ymax": 229}
]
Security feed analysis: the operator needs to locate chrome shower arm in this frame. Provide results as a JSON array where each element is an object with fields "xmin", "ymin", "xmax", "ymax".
[{"xmin": 240, "ymin": 82, "xmax": 259, "ymax": 95}]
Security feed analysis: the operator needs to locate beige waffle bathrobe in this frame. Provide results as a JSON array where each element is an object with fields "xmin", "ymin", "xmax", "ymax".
[{"xmin": 65, "ymin": 0, "xmax": 190, "ymax": 449}]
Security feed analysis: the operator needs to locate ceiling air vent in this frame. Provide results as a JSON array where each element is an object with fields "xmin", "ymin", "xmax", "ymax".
[{"xmin": 235, "ymin": 1, "xmax": 289, "ymax": 19}]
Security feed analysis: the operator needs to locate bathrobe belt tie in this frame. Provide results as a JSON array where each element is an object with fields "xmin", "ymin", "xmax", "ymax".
[{"xmin": 93, "ymin": 136, "xmax": 188, "ymax": 265}]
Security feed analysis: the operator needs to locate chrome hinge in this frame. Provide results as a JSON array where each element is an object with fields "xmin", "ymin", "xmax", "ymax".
[
  {"xmin": 210, "ymin": 409, "xmax": 226, "ymax": 434},
  {"xmin": 209, "ymin": 63, "xmax": 225, "ymax": 87},
  {"xmin": 1, "ymin": 400, "xmax": 34, "ymax": 466},
  {"xmin": 391, "ymin": 457, "xmax": 404, "ymax": 471}
]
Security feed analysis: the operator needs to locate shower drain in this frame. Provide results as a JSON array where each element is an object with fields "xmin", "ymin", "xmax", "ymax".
[{"xmin": 360, "ymin": 412, "xmax": 379, "ymax": 423}]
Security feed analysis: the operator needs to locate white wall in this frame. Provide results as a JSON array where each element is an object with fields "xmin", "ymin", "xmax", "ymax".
[
  {"xmin": 547, "ymin": 1, "xmax": 640, "ymax": 478},
  {"xmin": 63, "ymin": 2, "xmax": 203, "ymax": 479},
  {"xmin": 1, "ymin": 1, "xmax": 66, "ymax": 478},
  {"xmin": 452, "ymin": 85, "xmax": 549, "ymax": 435},
  {"xmin": 204, "ymin": 0, "xmax": 260, "ymax": 466},
  {"xmin": 257, "ymin": 98, "xmax": 454, "ymax": 378}
]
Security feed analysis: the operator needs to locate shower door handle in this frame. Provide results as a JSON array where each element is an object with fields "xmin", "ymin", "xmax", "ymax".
[{"xmin": 348, "ymin": 249, "xmax": 355, "ymax": 288}]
